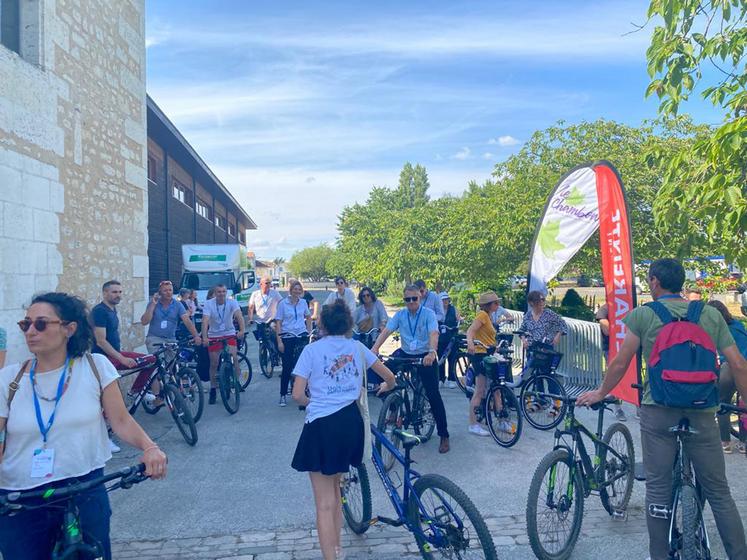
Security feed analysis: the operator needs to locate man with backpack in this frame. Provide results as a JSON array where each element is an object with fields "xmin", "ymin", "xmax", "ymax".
[{"xmin": 578, "ymin": 258, "xmax": 747, "ymax": 560}]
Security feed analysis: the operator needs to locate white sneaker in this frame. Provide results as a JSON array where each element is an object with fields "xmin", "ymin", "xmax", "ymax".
[
  {"xmin": 469, "ymin": 424, "xmax": 490, "ymax": 437},
  {"xmin": 108, "ymin": 438, "xmax": 121, "ymax": 453},
  {"xmin": 143, "ymin": 391, "xmax": 157, "ymax": 404},
  {"xmin": 279, "ymin": 395, "xmax": 287, "ymax": 407},
  {"xmin": 446, "ymin": 380, "xmax": 458, "ymax": 389}
]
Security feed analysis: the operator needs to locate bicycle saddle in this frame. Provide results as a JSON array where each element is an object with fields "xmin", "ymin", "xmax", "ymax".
[{"xmin": 392, "ymin": 429, "xmax": 425, "ymax": 449}]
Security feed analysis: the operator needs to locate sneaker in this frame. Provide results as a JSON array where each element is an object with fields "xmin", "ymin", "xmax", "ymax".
[
  {"xmin": 279, "ymin": 395, "xmax": 287, "ymax": 407},
  {"xmin": 615, "ymin": 407, "xmax": 627, "ymax": 422},
  {"xmin": 143, "ymin": 392, "xmax": 157, "ymax": 404},
  {"xmin": 499, "ymin": 420, "xmax": 514, "ymax": 433},
  {"xmin": 469, "ymin": 424, "xmax": 490, "ymax": 437},
  {"xmin": 446, "ymin": 380, "xmax": 458, "ymax": 389},
  {"xmin": 108, "ymin": 438, "xmax": 121, "ymax": 453},
  {"xmin": 208, "ymin": 388, "xmax": 216, "ymax": 405},
  {"xmin": 722, "ymin": 442, "xmax": 733, "ymax": 454}
]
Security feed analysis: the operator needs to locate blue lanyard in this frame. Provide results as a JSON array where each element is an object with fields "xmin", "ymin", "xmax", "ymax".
[
  {"xmin": 216, "ymin": 302, "xmax": 227, "ymax": 323},
  {"xmin": 407, "ymin": 307, "xmax": 423, "ymax": 339},
  {"xmin": 287, "ymin": 298, "xmax": 298, "ymax": 321},
  {"xmin": 261, "ymin": 293, "xmax": 269, "ymax": 307},
  {"xmin": 30, "ymin": 357, "xmax": 71, "ymax": 445}
]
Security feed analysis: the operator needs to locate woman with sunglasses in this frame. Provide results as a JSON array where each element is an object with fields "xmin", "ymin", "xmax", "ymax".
[
  {"xmin": 353, "ymin": 287, "xmax": 388, "ymax": 342},
  {"xmin": 520, "ymin": 290, "xmax": 568, "ymax": 348},
  {"xmin": 0, "ymin": 293, "xmax": 167, "ymax": 560},
  {"xmin": 324, "ymin": 276, "xmax": 356, "ymax": 313}
]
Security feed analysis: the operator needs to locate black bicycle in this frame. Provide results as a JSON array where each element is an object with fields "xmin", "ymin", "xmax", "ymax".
[
  {"xmin": 215, "ymin": 337, "xmax": 241, "ymax": 414},
  {"xmin": 122, "ymin": 346, "xmax": 198, "ymax": 446},
  {"xmin": 254, "ymin": 321, "xmax": 280, "ymax": 378},
  {"xmin": 376, "ymin": 357, "xmax": 435, "ymax": 471},
  {"xmin": 526, "ymin": 394, "xmax": 635, "ymax": 560},
  {"xmin": 173, "ymin": 341, "xmax": 205, "ymax": 423},
  {"xmin": 0, "ymin": 464, "xmax": 148, "ymax": 559},
  {"xmin": 353, "ymin": 327, "xmax": 380, "ymax": 349},
  {"xmin": 234, "ymin": 332, "xmax": 253, "ymax": 390}
]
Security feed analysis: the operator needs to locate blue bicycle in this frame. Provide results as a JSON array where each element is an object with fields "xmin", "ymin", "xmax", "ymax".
[{"xmin": 340, "ymin": 424, "xmax": 497, "ymax": 559}]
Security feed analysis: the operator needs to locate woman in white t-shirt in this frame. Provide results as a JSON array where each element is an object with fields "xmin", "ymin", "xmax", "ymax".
[
  {"xmin": 291, "ymin": 300, "xmax": 395, "ymax": 560},
  {"xmin": 323, "ymin": 276, "xmax": 357, "ymax": 313},
  {"xmin": 0, "ymin": 293, "xmax": 167, "ymax": 560}
]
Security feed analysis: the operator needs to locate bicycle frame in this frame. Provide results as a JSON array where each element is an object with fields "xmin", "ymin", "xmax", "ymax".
[{"xmin": 369, "ymin": 424, "xmax": 464, "ymax": 550}]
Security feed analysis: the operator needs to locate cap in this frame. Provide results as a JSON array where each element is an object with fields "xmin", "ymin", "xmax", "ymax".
[{"xmin": 439, "ymin": 291, "xmax": 450, "ymax": 300}]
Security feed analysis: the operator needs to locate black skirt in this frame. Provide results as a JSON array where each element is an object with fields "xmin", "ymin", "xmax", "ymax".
[{"xmin": 291, "ymin": 402, "xmax": 364, "ymax": 475}]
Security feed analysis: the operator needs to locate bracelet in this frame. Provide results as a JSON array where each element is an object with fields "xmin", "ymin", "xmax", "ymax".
[{"xmin": 143, "ymin": 444, "xmax": 159, "ymax": 454}]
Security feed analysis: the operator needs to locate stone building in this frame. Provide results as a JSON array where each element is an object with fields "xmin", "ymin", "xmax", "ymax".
[{"xmin": 0, "ymin": 0, "xmax": 149, "ymax": 360}]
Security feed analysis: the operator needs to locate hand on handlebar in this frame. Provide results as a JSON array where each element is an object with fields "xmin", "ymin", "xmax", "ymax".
[
  {"xmin": 576, "ymin": 389, "xmax": 605, "ymax": 408},
  {"xmin": 140, "ymin": 446, "xmax": 167, "ymax": 480},
  {"xmin": 120, "ymin": 356, "xmax": 138, "ymax": 369}
]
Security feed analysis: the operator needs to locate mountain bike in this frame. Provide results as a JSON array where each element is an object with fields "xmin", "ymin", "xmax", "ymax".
[
  {"xmin": 121, "ymin": 346, "xmax": 198, "ymax": 445},
  {"xmin": 254, "ymin": 321, "xmax": 280, "ymax": 379},
  {"xmin": 376, "ymin": 356, "xmax": 435, "ymax": 471},
  {"xmin": 173, "ymin": 342, "xmax": 205, "ymax": 423},
  {"xmin": 340, "ymin": 425, "xmax": 498, "ymax": 559},
  {"xmin": 235, "ymin": 332, "xmax": 253, "ymax": 390},
  {"xmin": 0, "ymin": 464, "xmax": 148, "ymax": 559},
  {"xmin": 526, "ymin": 394, "xmax": 635, "ymax": 560},
  {"xmin": 215, "ymin": 337, "xmax": 241, "ymax": 414}
]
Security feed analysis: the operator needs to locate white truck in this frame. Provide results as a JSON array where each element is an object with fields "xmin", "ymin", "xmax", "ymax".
[{"xmin": 180, "ymin": 244, "xmax": 257, "ymax": 313}]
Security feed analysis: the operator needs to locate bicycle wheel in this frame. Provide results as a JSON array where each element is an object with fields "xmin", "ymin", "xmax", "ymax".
[
  {"xmin": 413, "ymin": 387, "xmax": 436, "ymax": 441},
  {"xmin": 259, "ymin": 343, "xmax": 274, "ymax": 379},
  {"xmin": 177, "ymin": 367, "xmax": 204, "ymax": 424},
  {"xmin": 341, "ymin": 463, "xmax": 372, "ymax": 534},
  {"xmin": 454, "ymin": 354, "xmax": 471, "ymax": 394},
  {"xmin": 219, "ymin": 360, "xmax": 240, "ymax": 414},
  {"xmin": 599, "ymin": 422, "xmax": 635, "ymax": 515},
  {"xmin": 376, "ymin": 392, "xmax": 406, "ymax": 472},
  {"xmin": 526, "ymin": 449, "xmax": 584, "ymax": 560},
  {"xmin": 680, "ymin": 484, "xmax": 708, "ymax": 560},
  {"xmin": 408, "ymin": 474, "xmax": 498, "ymax": 560},
  {"xmin": 520, "ymin": 374, "xmax": 567, "ymax": 430},
  {"xmin": 164, "ymin": 383, "xmax": 198, "ymax": 446},
  {"xmin": 486, "ymin": 385, "xmax": 522, "ymax": 447},
  {"xmin": 237, "ymin": 351, "xmax": 253, "ymax": 389}
]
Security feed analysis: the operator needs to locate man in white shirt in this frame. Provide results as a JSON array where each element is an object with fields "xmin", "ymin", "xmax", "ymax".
[
  {"xmin": 415, "ymin": 279, "xmax": 444, "ymax": 322},
  {"xmin": 201, "ymin": 284, "xmax": 245, "ymax": 404},
  {"xmin": 249, "ymin": 277, "xmax": 283, "ymax": 354}
]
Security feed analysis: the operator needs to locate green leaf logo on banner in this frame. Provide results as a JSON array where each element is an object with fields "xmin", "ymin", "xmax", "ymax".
[
  {"xmin": 538, "ymin": 219, "xmax": 566, "ymax": 258},
  {"xmin": 565, "ymin": 186, "xmax": 586, "ymax": 208}
]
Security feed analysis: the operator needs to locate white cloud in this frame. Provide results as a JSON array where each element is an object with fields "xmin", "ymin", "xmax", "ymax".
[
  {"xmin": 482, "ymin": 152, "xmax": 495, "ymax": 160},
  {"xmin": 452, "ymin": 147, "xmax": 472, "ymax": 160},
  {"xmin": 488, "ymin": 135, "xmax": 521, "ymax": 147}
]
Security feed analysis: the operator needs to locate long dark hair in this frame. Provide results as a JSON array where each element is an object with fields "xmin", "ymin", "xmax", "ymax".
[
  {"xmin": 707, "ymin": 300, "xmax": 734, "ymax": 325},
  {"xmin": 31, "ymin": 292, "xmax": 93, "ymax": 357},
  {"xmin": 357, "ymin": 286, "xmax": 377, "ymax": 305}
]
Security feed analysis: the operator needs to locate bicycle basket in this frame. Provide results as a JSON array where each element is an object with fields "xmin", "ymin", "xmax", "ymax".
[
  {"xmin": 496, "ymin": 333, "xmax": 514, "ymax": 346},
  {"xmin": 483, "ymin": 355, "xmax": 513, "ymax": 382},
  {"xmin": 529, "ymin": 346, "xmax": 562, "ymax": 373}
]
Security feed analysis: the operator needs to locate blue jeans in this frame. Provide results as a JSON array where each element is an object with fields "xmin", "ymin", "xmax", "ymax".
[{"xmin": 0, "ymin": 468, "xmax": 112, "ymax": 560}]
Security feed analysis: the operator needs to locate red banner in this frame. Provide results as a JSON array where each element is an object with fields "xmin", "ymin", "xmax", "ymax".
[{"xmin": 594, "ymin": 163, "xmax": 639, "ymax": 405}]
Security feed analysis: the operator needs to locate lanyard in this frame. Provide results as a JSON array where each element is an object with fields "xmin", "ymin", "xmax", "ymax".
[
  {"xmin": 407, "ymin": 307, "xmax": 423, "ymax": 339},
  {"xmin": 30, "ymin": 357, "xmax": 71, "ymax": 446},
  {"xmin": 155, "ymin": 301, "xmax": 172, "ymax": 322},
  {"xmin": 261, "ymin": 293, "xmax": 269, "ymax": 308},
  {"xmin": 288, "ymin": 298, "xmax": 298, "ymax": 321},
  {"xmin": 216, "ymin": 302, "xmax": 227, "ymax": 323}
]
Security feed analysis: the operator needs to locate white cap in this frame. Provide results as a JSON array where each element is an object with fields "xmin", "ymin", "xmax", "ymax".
[{"xmin": 439, "ymin": 291, "xmax": 450, "ymax": 300}]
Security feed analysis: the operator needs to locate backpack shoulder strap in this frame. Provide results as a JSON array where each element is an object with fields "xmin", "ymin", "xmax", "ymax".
[
  {"xmin": 84, "ymin": 353, "xmax": 104, "ymax": 406},
  {"xmin": 6, "ymin": 360, "xmax": 31, "ymax": 410},
  {"xmin": 645, "ymin": 301, "xmax": 675, "ymax": 325},
  {"xmin": 686, "ymin": 300, "xmax": 705, "ymax": 324}
]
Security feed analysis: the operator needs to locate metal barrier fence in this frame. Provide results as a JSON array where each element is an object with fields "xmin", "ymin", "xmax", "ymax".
[{"xmin": 503, "ymin": 310, "xmax": 604, "ymax": 390}]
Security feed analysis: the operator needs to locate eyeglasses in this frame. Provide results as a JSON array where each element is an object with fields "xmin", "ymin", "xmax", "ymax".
[
  {"xmin": 335, "ymin": 281, "xmax": 345, "ymax": 285},
  {"xmin": 404, "ymin": 296, "xmax": 419, "ymax": 303},
  {"xmin": 362, "ymin": 293, "xmax": 372, "ymax": 298},
  {"xmin": 18, "ymin": 318, "xmax": 68, "ymax": 333}
]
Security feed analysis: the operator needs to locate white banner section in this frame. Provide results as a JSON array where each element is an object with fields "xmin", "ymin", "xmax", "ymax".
[{"xmin": 528, "ymin": 167, "xmax": 600, "ymax": 294}]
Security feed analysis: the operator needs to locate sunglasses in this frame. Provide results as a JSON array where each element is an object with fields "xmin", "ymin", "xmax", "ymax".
[
  {"xmin": 18, "ymin": 318, "xmax": 68, "ymax": 333},
  {"xmin": 335, "ymin": 281, "xmax": 345, "ymax": 285},
  {"xmin": 404, "ymin": 296, "xmax": 419, "ymax": 303},
  {"xmin": 362, "ymin": 293, "xmax": 372, "ymax": 298}
]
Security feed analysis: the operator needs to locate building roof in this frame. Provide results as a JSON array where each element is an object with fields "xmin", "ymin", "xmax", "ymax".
[{"xmin": 146, "ymin": 95, "xmax": 257, "ymax": 229}]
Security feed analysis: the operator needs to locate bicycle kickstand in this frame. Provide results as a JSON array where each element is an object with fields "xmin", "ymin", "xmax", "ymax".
[{"xmin": 369, "ymin": 515, "xmax": 405, "ymax": 528}]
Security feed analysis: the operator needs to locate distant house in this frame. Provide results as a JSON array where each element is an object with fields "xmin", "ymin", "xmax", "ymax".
[{"xmin": 256, "ymin": 259, "xmax": 290, "ymax": 286}]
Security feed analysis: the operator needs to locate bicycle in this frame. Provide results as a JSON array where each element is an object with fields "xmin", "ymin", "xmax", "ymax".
[
  {"xmin": 0, "ymin": 464, "xmax": 148, "ymax": 559},
  {"xmin": 173, "ymin": 341, "xmax": 205, "ymax": 423},
  {"xmin": 341, "ymin": 425, "xmax": 498, "ymax": 559},
  {"xmin": 235, "ymin": 331, "xmax": 253, "ymax": 390},
  {"xmin": 215, "ymin": 337, "xmax": 241, "ymax": 414},
  {"xmin": 526, "ymin": 394, "xmax": 635, "ymax": 560},
  {"xmin": 353, "ymin": 327, "xmax": 380, "ymax": 349},
  {"xmin": 121, "ymin": 346, "xmax": 198, "ymax": 445},
  {"xmin": 376, "ymin": 356, "xmax": 436, "ymax": 471},
  {"xmin": 254, "ymin": 321, "xmax": 280, "ymax": 379}
]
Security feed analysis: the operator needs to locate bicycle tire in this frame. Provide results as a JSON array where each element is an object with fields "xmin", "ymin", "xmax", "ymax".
[
  {"xmin": 259, "ymin": 343, "xmax": 274, "ymax": 378},
  {"xmin": 486, "ymin": 385, "xmax": 522, "ymax": 447},
  {"xmin": 454, "ymin": 353, "xmax": 471, "ymax": 394},
  {"xmin": 407, "ymin": 473, "xmax": 498, "ymax": 560},
  {"xmin": 520, "ymin": 374, "xmax": 567, "ymax": 430},
  {"xmin": 164, "ymin": 383, "xmax": 198, "ymax": 446},
  {"xmin": 177, "ymin": 367, "xmax": 204, "ymax": 424},
  {"xmin": 413, "ymin": 387, "xmax": 436, "ymax": 441},
  {"xmin": 219, "ymin": 359, "xmax": 240, "ymax": 414},
  {"xmin": 341, "ymin": 463, "xmax": 372, "ymax": 534},
  {"xmin": 680, "ymin": 484, "xmax": 706, "ymax": 560},
  {"xmin": 376, "ymin": 391, "xmax": 406, "ymax": 472},
  {"xmin": 237, "ymin": 351, "xmax": 253, "ymax": 389},
  {"xmin": 599, "ymin": 422, "xmax": 635, "ymax": 515},
  {"xmin": 526, "ymin": 449, "xmax": 584, "ymax": 560}
]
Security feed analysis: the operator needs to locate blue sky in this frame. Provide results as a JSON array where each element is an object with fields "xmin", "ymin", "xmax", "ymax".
[{"xmin": 145, "ymin": 1, "xmax": 721, "ymax": 259}]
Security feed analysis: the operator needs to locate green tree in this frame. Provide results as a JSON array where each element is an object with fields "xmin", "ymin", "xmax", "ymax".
[
  {"xmin": 395, "ymin": 162, "xmax": 430, "ymax": 208},
  {"xmin": 289, "ymin": 245, "xmax": 335, "ymax": 282},
  {"xmin": 645, "ymin": 0, "xmax": 747, "ymax": 267}
]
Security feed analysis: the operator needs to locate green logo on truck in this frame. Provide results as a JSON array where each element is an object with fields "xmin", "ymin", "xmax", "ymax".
[{"xmin": 189, "ymin": 255, "xmax": 227, "ymax": 262}]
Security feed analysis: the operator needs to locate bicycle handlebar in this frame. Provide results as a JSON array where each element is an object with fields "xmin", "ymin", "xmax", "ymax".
[{"xmin": 718, "ymin": 403, "xmax": 747, "ymax": 416}]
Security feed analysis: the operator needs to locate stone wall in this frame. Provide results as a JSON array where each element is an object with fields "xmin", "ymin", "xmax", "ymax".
[{"xmin": 0, "ymin": 0, "xmax": 148, "ymax": 361}]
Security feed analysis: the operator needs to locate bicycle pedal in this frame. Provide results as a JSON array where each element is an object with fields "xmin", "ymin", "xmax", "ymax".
[{"xmin": 611, "ymin": 509, "xmax": 627, "ymax": 521}]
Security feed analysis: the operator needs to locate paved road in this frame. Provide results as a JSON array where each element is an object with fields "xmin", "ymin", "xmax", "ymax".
[{"xmin": 106, "ymin": 323, "xmax": 747, "ymax": 559}]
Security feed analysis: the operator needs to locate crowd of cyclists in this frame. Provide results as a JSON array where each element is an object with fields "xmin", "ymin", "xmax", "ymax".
[{"xmin": 0, "ymin": 257, "xmax": 746, "ymax": 559}]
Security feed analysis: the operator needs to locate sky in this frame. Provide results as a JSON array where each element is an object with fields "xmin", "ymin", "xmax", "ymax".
[{"xmin": 145, "ymin": 1, "xmax": 722, "ymax": 260}]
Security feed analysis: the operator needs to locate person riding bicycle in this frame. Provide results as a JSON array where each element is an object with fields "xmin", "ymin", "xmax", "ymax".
[
  {"xmin": 414, "ymin": 279, "xmax": 445, "ymax": 322},
  {"xmin": 201, "ymin": 284, "xmax": 245, "ymax": 405},
  {"xmin": 577, "ymin": 259, "xmax": 747, "ymax": 560},
  {"xmin": 371, "ymin": 284, "xmax": 451, "ymax": 453},
  {"xmin": 465, "ymin": 291, "xmax": 502, "ymax": 437},
  {"xmin": 275, "ymin": 279, "xmax": 312, "ymax": 407},
  {"xmin": 437, "ymin": 291, "xmax": 461, "ymax": 389},
  {"xmin": 324, "ymin": 276, "xmax": 357, "ymax": 313},
  {"xmin": 0, "ymin": 292, "xmax": 167, "ymax": 560},
  {"xmin": 353, "ymin": 286, "xmax": 388, "ymax": 340},
  {"xmin": 248, "ymin": 276, "xmax": 282, "ymax": 354}
]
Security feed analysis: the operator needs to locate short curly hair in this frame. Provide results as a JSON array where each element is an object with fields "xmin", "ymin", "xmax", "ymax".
[
  {"xmin": 320, "ymin": 300, "xmax": 353, "ymax": 336},
  {"xmin": 30, "ymin": 292, "xmax": 93, "ymax": 357}
]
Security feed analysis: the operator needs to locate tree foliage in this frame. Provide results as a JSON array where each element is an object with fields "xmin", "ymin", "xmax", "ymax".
[
  {"xmin": 288, "ymin": 244, "xmax": 335, "ymax": 282},
  {"xmin": 645, "ymin": 0, "xmax": 747, "ymax": 267}
]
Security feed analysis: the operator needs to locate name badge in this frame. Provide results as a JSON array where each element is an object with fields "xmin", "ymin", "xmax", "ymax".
[
  {"xmin": 160, "ymin": 320, "xmax": 168, "ymax": 329},
  {"xmin": 409, "ymin": 340, "xmax": 418, "ymax": 351},
  {"xmin": 31, "ymin": 448, "xmax": 55, "ymax": 479}
]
